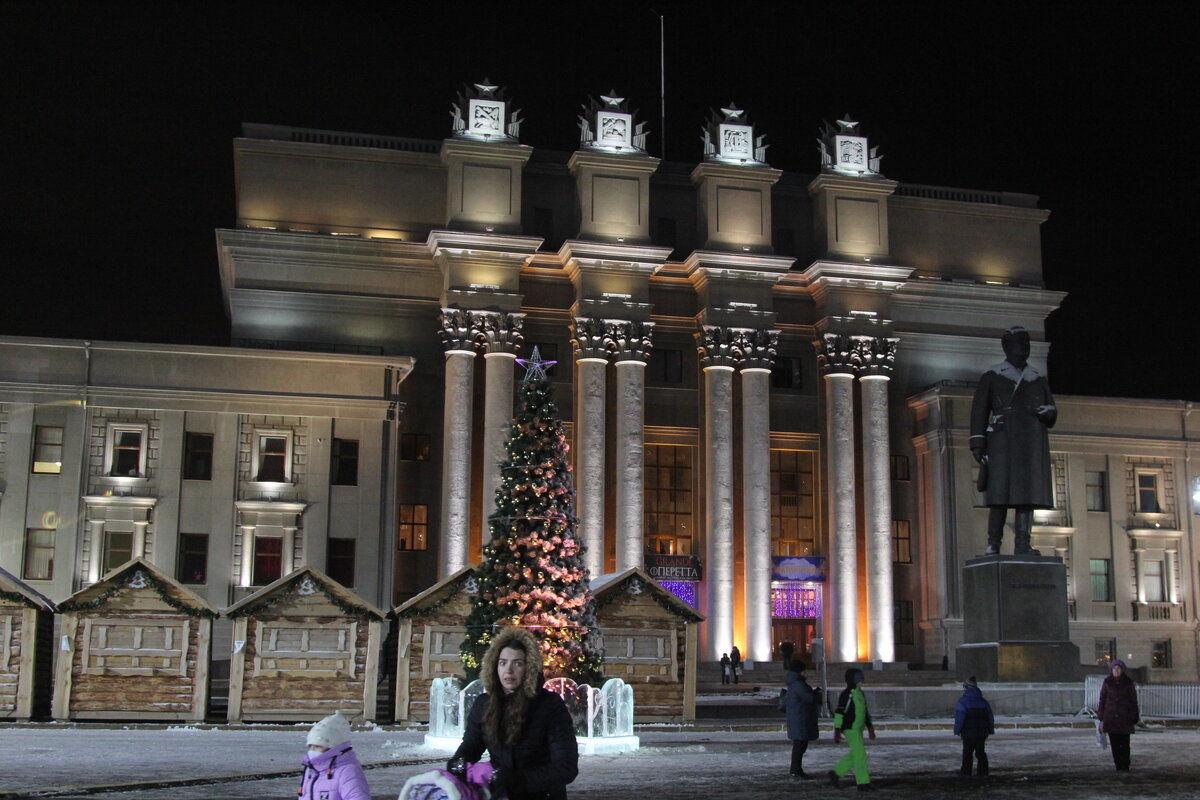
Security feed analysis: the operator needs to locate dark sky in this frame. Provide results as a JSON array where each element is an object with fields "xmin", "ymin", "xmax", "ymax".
[{"xmin": 3, "ymin": 2, "xmax": 1196, "ymax": 400}]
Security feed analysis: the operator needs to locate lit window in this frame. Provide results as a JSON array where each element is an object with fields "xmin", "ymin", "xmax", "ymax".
[
  {"xmin": 177, "ymin": 533, "xmax": 208, "ymax": 584},
  {"xmin": 1086, "ymin": 470, "xmax": 1108, "ymax": 512},
  {"xmin": 23, "ymin": 528, "xmax": 55, "ymax": 580},
  {"xmin": 331, "ymin": 439, "xmax": 359, "ymax": 486},
  {"xmin": 327, "ymin": 538, "xmax": 356, "ymax": 586},
  {"xmin": 400, "ymin": 434, "xmax": 431, "ymax": 462},
  {"xmin": 254, "ymin": 432, "xmax": 291, "ymax": 483},
  {"xmin": 771, "ymin": 450, "xmax": 814, "ymax": 556},
  {"xmin": 1136, "ymin": 471, "xmax": 1162, "ymax": 514},
  {"xmin": 644, "ymin": 445, "xmax": 694, "ymax": 556},
  {"xmin": 105, "ymin": 423, "xmax": 148, "ymax": 478},
  {"xmin": 102, "ymin": 530, "xmax": 133, "ymax": 574},
  {"xmin": 253, "ymin": 536, "xmax": 283, "ymax": 585},
  {"xmin": 892, "ymin": 520, "xmax": 912, "ymax": 564},
  {"xmin": 184, "ymin": 433, "xmax": 214, "ymax": 481},
  {"xmin": 1094, "ymin": 638, "xmax": 1115, "ymax": 666},
  {"xmin": 1143, "ymin": 559, "xmax": 1165, "ymax": 602},
  {"xmin": 1089, "ymin": 559, "xmax": 1112, "ymax": 602},
  {"xmin": 1151, "ymin": 639, "xmax": 1172, "ymax": 669},
  {"xmin": 398, "ymin": 504, "xmax": 428, "ymax": 550},
  {"xmin": 32, "ymin": 426, "xmax": 64, "ymax": 474}
]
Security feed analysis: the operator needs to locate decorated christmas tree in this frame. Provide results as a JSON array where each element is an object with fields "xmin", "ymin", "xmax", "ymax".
[{"xmin": 460, "ymin": 348, "xmax": 604, "ymax": 685}]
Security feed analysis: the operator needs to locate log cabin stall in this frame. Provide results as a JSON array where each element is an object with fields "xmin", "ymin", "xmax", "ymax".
[
  {"xmin": 590, "ymin": 568, "xmax": 703, "ymax": 722},
  {"xmin": 51, "ymin": 557, "xmax": 216, "ymax": 722},
  {"xmin": 223, "ymin": 566, "xmax": 386, "ymax": 723},
  {"xmin": 0, "ymin": 565, "xmax": 56, "ymax": 720},
  {"xmin": 392, "ymin": 566, "xmax": 474, "ymax": 723}
]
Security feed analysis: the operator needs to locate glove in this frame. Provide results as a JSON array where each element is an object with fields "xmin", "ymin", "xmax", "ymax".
[
  {"xmin": 970, "ymin": 446, "xmax": 987, "ymax": 465},
  {"xmin": 489, "ymin": 765, "xmax": 505, "ymax": 794},
  {"xmin": 446, "ymin": 756, "xmax": 467, "ymax": 779},
  {"xmin": 868, "ymin": 726, "xmax": 877, "ymax": 740}
]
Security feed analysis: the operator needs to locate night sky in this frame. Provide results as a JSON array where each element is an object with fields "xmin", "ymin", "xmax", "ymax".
[{"xmin": 4, "ymin": 3, "xmax": 1196, "ymax": 400}]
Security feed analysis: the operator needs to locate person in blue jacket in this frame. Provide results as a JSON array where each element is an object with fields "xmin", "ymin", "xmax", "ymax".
[{"xmin": 954, "ymin": 676, "xmax": 995, "ymax": 776}]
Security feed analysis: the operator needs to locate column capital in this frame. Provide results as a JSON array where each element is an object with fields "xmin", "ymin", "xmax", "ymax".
[
  {"xmin": 570, "ymin": 316, "xmax": 611, "ymax": 361},
  {"xmin": 607, "ymin": 319, "xmax": 654, "ymax": 363},
  {"xmin": 734, "ymin": 328, "xmax": 779, "ymax": 371},
  {"xmin": 476, "ymin": 310, "xmax": 525, "ymax": 355},
  {"xmin": 700, "ymin": 325, "xmax": 780, "ymax": 370},
  {"xmin": 851, "ymin": 334, "xmax": 899, "ymax": 377},
  {"xmin": 438, "ymin": 307, "xmax": 488, "ymax": 353},
  {"xmin": 698, "ymin": 325, "xmax": 740, "ymax": 369},
  {"xmin": 815, "ymin": 332, "xmax": 857, "ymax": 375}
]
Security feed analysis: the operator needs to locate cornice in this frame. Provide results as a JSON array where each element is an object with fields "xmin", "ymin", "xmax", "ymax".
[
  {"xmin": 426, "ymin": 229, "xmax": 543, "ymax": 258},
  {"xmin": 558, "ymin": 239, "xmax": 674, "ymax": 267},
  {"xmin": 233, "ymin": 137, "xmax": 441, "ymax": 170},
  {"xmin": 689, "ymin": 160, "xmax": 783, "ymax": 185},
  {"xmin": 682, "ymin": 250, "xmax": 795, "ymax": 284},
  {"xmin": 890, "ymin": 194, "xmax": 1051, "ymax": 223},
  {"xmin": 567, "ymin": 149, "xmax": 661, "ymax": 175},
  {"xmin": 439, "ymin": 138, "xmax": 533, "ymax": 165},
  {"xmin": 799, "ymin": 259, "xmax": 913, "ymax": 286},
  {"xmin": 807, "ymin": 173, "xmax": 899, "ymax": 197}
]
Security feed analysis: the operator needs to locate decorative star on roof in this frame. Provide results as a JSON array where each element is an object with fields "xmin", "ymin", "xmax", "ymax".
[
  {"xmin": 600, "ymin": 91, "xmax": 625, "ymax": 108},
  {"xmin": 720, "ymin": 104, "xmax": 745, "ymax": 121},
  {"xmin": 837, "ymin": 116, "xmax": 861, "ymax": 133},
  {"xmin": 516, "ymin": 346, "xmax": 556, "ymax": 383},
  {"xmin": 474, "ymin": 79, "xmax": 499, "ymax": 97}
]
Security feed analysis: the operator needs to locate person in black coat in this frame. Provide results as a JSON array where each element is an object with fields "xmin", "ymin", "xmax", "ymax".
[
  {"xmin": 779, "ymin": 661, "xmax": 822, "ymax": 780},
  {"xmin": 1097, "ymin": 659, "xmax": 1140, "ymax": 771},
  {"xmin": 450, "ymin": 626, "xmax": 579, "ymax": 800},
  {"xmin": 730, "ymin": 645, "xmax": 742, "ymax": 684},
  {"xmin": 779, "ymin": 640, "xmax": 795, "ymax": 671},
  {"xmin": 953, "ymin": 676, "xmax": 995, "ymax": 776}
]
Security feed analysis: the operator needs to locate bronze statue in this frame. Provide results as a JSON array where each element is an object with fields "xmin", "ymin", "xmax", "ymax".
[{"xmin": 969, "ymin": 327, "xmax": 1056, "ymax": 555}]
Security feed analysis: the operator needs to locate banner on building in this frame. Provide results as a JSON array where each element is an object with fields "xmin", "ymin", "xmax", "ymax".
[
  {"xmin": 771, "ymin": 556, "xmax": 826, "ymax": 583},
  {"xmin": 645, "ymin": 554, "xmax": 702, "ymax": 582}
]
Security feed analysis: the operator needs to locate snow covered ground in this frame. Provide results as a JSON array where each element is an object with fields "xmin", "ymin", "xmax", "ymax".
[{"xmin": 2, "ymin": 719, "xmax": 1198, "ymax": 799}]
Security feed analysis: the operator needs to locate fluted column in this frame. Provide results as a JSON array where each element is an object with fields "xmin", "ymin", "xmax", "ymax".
[
  {"xmin": 438, "ymin": 309, "xmax": 483, "ymax": 578},
  {"xmin": 737, "ymin": 329, "xmax": 778, "ymax": 665},
  {"xmin": 854, "ymin": 334, "xmax": 899, "ymax": 662},
  {"xmin": 818, "ymin": 332, "xmax": 860, "ymax": 662},
  {"xmin": 479, "ymin": 312, "xmax": 525, "ymax": 543},
  {"xmin": 570, "ymin": 318, "xmax": 611, "ymax": 580},
  {"xmin": 700, "ymin": 326, "xmax": 739, "ymax": 658},
  {"xmin": 610, "ymin": 321, "xmax": 654, "ymax": 573}
]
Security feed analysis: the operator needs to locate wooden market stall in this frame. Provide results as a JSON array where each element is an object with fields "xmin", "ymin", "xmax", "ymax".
[
  {"xmin": 51, "ymin": 557, "xmax": 216, "ymax": 722},
  {"xmin": 223, "ymin": 565, "xmax": 386, "ymax": 723},
  {"xmin": 590, "ymin": 568, "xmax": 704, "ymax": 722},
  {"xmin": 0, "ymin": 565, "xmax": 56, "ymax": 720},
  {"xmin": 392, "ymin": 566, "xmax": 474, "ymax": 723}
]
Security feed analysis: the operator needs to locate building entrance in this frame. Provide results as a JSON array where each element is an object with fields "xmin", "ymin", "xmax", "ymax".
[{"xmin": 772, "ymin": 620, "xmax": 816, "ymax": 665}]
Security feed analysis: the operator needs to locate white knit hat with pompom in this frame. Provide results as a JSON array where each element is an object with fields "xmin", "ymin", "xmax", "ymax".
[{"xmin": 307, "ymin": 710, "xmax": 352, "ymax": 748}]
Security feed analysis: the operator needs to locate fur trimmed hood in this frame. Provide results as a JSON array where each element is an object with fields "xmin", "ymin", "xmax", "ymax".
[{"xmin": 480, "ymin": 625, "xmax": 543, "ymax": 699}]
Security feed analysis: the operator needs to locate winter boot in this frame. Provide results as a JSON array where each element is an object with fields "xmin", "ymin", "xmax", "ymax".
[{"xmin": 1013, "ymin": 507, "xmax": 1040, "ymax": 555}]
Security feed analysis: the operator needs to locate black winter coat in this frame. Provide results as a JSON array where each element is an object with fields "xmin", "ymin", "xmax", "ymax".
[
  {"xmin": 969, "ymin": 361, "xmax": 1056, "ymax": 508},
  {"xmin": 454, "ymin": 688, "xmax": 579, "ymax": 800},
  {"xmin": 780, "ymin": 671, "xmax": 820, "ymax": 741},
  {"xmin": 954, "ymin": 687, "xmax": 995, "ymax": 738},
  {"xmin": 1098, "ymin": 675, "xmax": 1139, "ymax": 736}
]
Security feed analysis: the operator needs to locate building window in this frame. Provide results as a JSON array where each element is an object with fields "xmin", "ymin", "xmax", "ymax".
[
  {"xmin": 1151, "ymin": 639, "xmax": 1173, "ymax": 669},
  {"xmin": 771, "ymin": 450, "xmax": 815, "ymax": 556},
  {"xmin": 890, "ymin": 454, "xmax": 910, "ymax": 481},
  {"xmin": 1143, "ymin": 558, "xmax": 1166, "ymax": 602},
  {"xmin": 253, "ymin": 536, "xmax": 284, "ymax": 585},
  {"xmin": 177, "ymin": 533, "xmax": 208, "ymax": 584},
  {"xmin": 107, "ymin": 424, "xmax": 147, "ymax": 477},
  {"xmin": 647, "ymin": 349, "xmax": 683, "ymax": 384},
  {"xmin": 400, "ymin": 434, "xmax": 431, "ymax": 462},
  {"xmin": 32, "ymin": 425, "xmax": 64, "ymax": 474},
  {"xmin": 645, "ymin": 444, "xmax": 694, "ymax": 555},
  {"xmin": 1136, "ymin": 471, "xmax": 1162, "ymax": 514},
  {"xmin": 1094, "ymin": 638, "xmax": 1115, "ymax": 666},
  {"xmin": 327, "ymin": 538, "xmax": 356, "ymax": 586},
  {"xmin": 183, "ymin": 433, "xmax": 213, "ymax": 480},
  {"xmin": 892, "ymin": 520, "xmax": 912, "ymax": 564},
  {"xmin": 894, "ymin": 600, "xmax": 914, "ymax": 646},
  {"xmin": 524, "ymin": 342, "xmax": 558, "ymax": 377},
  {"xmin": 331, "ymin": 439, "xmax": 359, "ymax": 486},
  {"xmin": 102, "ymin": 530, "xmax": 133, "ymax": 574},
  {"xmin": 398, "ymin": 504, "xmax": 428, "ymax": 550},
  {"xmin": 254, "ymin": 431, "xmax": 291, "ymax": 483},
  {"xmin": 1086, "ymin": 470, "xmax": 1108, "ymax": 512},
  {"xmin": 1089, "ymin": 558, "xmax": 1112, "ymax": 602},
  {"xmin": 23, "ymin": 528, "xmax": 55, "ymax": 580},
  {"xmin": 770, "ymin": 357, "xmax": 803, "ymax": 390}
]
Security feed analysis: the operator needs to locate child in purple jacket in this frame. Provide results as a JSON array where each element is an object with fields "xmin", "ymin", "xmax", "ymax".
[{"xmin": 300, "ymin": 710, "xmax": 371, "ymax": 800}]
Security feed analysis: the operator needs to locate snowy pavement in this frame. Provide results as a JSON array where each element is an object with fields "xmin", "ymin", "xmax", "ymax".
[{"xmin": 3, "ymin": 720, "xmax": 1199, "ymax": 799}]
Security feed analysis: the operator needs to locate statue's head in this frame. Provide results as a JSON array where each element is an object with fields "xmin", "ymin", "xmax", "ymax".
[{"xmin": 1001, "ymin": 326, "xmax": 1030, "ymax": 369}]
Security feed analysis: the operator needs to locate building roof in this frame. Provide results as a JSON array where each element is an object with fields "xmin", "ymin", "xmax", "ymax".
[
  {"xmin": 393, "ymin": 566, "xmax": 476, "ymax": 618},
  {"xmin": 57, "ymin": 557, "xmax": 219, "ymax": 618},
  {"xmin": 590, "ymin": 567, "xmax": 705, "ymax": 622},
  {"xmin": 223, "ymin": 565, "xmax": 387, "ymax": 620},
  {"xmin": 0, "ymin": 565, "xmax": 57, "ymax": 612}
]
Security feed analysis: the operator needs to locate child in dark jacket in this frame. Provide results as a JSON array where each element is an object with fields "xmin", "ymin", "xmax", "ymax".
[{"xmin": 954, "ymin": 677, "xmax": 995, "ymax": 777}]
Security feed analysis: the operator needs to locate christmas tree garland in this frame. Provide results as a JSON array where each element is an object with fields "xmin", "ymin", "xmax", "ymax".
[
  {"xmin": 58, "ymin": 569, "xmax": 217, "ymax": 619},
  {"xmin": 232, "ymin": 573, "xmax": 380, "ymax": 621}
]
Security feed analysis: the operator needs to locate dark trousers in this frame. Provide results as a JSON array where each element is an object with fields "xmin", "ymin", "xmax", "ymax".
[
  {"xmin": 732, "ymin": 665, "xmax": 739, "ymax": 683},
  {"xmin": 1109, "ymin": 733, "xmax": 1131, "ymax": 770},
  {"xmin": 790, "ymin": 739, "xmax": 809, "ymax": 775},
  {"xmin": 960, "ymin": 737, "xmax": 989, "ymax": 775}
]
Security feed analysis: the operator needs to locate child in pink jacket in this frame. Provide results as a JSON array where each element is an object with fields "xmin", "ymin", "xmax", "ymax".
[{"xmin": 300, "ymin": 710, "xmax": 371, "ymax": 800}]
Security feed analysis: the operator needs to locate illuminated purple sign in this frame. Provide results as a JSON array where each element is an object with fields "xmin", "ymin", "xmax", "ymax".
[
  {"xmin": 771, "ymin": 556, "xmax": 826, "ymax": 582},
  {"xmin": 658, "ymin": 580, "xmax": 698, "ymax": 608}
]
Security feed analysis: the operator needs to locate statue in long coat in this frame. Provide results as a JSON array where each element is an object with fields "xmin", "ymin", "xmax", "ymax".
[{"xmin": 969, "ymin": 326, "xmax": 1056, "ymax": 555}]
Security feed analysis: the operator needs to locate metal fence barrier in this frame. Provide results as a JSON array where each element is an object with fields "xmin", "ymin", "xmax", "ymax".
[{"xmin": 1085, "ymin": 674, "xmax": 1200, "ymax": 718}]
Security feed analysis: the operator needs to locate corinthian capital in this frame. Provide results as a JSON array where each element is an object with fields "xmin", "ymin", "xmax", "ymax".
[
  {"xmin": 815, "ymin": 332, "xmax": 857, "ymax": 375},
  {"xmin": 698, "ymin": 325, "xmax": 740, "ymax": 368},
  {"xmin": 570, "ymin": 317, "xmax": 611, "ymax": 361},
  {"xmin": 733, "ymin": 328, "xmax": 779, "ymax": 371},
  {"xmin": 476, "ymin": 311, "xmax": 526, "ymax": 354},
  {"xmin": 851, "ymin": 335, "xmax": 899, "ymax": 377},
  {"xmin": 607, "ymin": 320, "xmax": 654, "ymax": 363},
  {"xmin": 438, "ymin": 308, "xmax": 486, "ymax": 352}
]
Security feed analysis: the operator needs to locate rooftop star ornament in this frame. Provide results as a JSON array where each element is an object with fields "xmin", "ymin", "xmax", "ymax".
[{"xmin": 516, "ymin": 346, "xmax": 556, "ymax": 382}]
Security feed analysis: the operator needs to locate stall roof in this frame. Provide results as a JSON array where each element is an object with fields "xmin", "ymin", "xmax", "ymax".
[
  {"xmin": 0, "ymin": 565, "xmax": 57, "ymax": 612},
  {"xmin": 57, "ymin": 557, "xmax": 218, "ymax": 617},
  {"xmin": 224, "ymin": 565, "xmax": 387, "ymax": 620}
]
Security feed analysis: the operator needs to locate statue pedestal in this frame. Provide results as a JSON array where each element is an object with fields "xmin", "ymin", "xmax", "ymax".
[{"xmin": 955, "ymin": 554, "xmax": 1080, "ymax": 682}]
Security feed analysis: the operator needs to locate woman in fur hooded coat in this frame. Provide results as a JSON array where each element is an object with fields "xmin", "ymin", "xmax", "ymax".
[{"xmin": 451, "ymin": 626, "xmax": 579, "ymax": 800}]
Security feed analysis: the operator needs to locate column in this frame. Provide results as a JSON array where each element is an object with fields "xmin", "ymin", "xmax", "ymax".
[
  {"xmin": 132, "ymin": 521, "xmax": 149, "ymax": 559},
  {"xmin": 700, "ymin": 326, "xmax": 738, "ymax": 659},
  {"xmin": 738, "ymin": 329, "xmax": 778, "ymax": 665},
  {"xmin": 819, "ymin": 333, "xmax": 859, "ymax": 662},
  {"xmin": 570, "ymin": 318, "xmax": 610, "ymax": 579},
  {"xmin": 239, "ymin": 526, "xmax": 254, "ymax": 587},
  {"xmin": 612, "ymin": 321, "xmax": 654, "ymax": 573},
  {"xmin": 87, "ymin": 520, "xmax": 106, "ymax": 584},
  {"xmin": 479, "ymin": 312, "xmax": 525, "ymax": 543},
  {"xmin": 438, "ymin": 309, "xmax": 482, "ymax": 578},
  {"xmin": 854, "ymin": 334, "xmax": 899, "ymax": 662}
]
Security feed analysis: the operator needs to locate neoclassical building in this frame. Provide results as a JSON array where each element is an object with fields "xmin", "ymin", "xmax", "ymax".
[{"xmin": 1, "ymin": 84, "xmax": 1196, "ymax": 679}]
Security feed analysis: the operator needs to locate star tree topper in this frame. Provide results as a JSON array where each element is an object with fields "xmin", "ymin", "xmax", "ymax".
[{"xmin": 515, "ymin": 346, "xmax": 556, "ymax": 383}]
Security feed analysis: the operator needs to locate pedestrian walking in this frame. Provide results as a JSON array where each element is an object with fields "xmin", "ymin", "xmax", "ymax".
[
  {"xmin": 730, "ymin": 645, "xmax": 742, "ymax": 684},
  {"xmin": 299, "ymin": 710, "xmax": 371, "ymax": 800},
  {"xmin": 954, "ymin": 676, "xmax": 995, "ymax": 776},
  {"xmin": 450, "ymin": 625, "xmax": 579, "ymax": 799},
  {"xmin": 719, "ymin": 653, "xmax": 732, "ymax": 685},
  {"xmin": 828, "ymin": 668, "xmax": 876, "ymax": 792},
  {"xmin": 1097, "ymin": 659, "xmax": 1140, "ymax": 771},
  {"xmin": 779, "ymin": 661, "xmax": 822, "ymax": 781},
  {"xmin": 780, "ymin": 640, "xmax": 795, "ymax": 671}
]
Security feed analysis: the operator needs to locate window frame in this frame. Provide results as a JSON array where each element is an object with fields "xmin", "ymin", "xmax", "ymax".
[
  {"xmin": 1135, "ymin": 469, "xmax": 1164, "ymax": 515},
  {"xmin": 252, "ymin": 430, "xmax": 293, "ymax": 484},
  {"xmin": 327, "ymin": 537, "xmax": 357, "ymax": 587},
  {"xmin": 331, "ymin": 438, "xmax": 360, "ymax": 486},
  {"xmin": 22, "ymin": 528, "xmax": 55, "ymax": 581},
  {"xmin": 31, "ymin": 425, "xmax": 65, "ymax": 475},
  {"xmin": 892, "ymin": 519, "xmax": 912, "ymax": 564},
  {"xmin": 1151, "ymin": 639, "xmax": 1173, "ymax": 669},
  {"xmin": 398, "ymin": 504, "xmax": 429, "ymax": 551},
  {"xmin": 770, "ymin": 449, "xmax": 815, "ymax": 557},
  {"xmin": 252, "ymin": 534, "xmax": 285, "ymax": 586},
  {"xmin": 644, "ymin": 444, "xmax": 695, "ymax": 556},
  {"xmin": 770, "ymin": 356, "xmax": 803, "ymax": 391},
  {"xmin": 893, "ymin": 599, "xmax": 915, "ymax": 646},
  {"xmin": 1089, "ymin": 558, "xmax": 1113, "ymax": 602},
  {"xmin": 1085, "ymin": 470, "xmax": 1108, "ymax": 512},
  {"xmin": 104, "ymin": 422, "xmax": 149, "ymax": 479},
  {"xmin": 183, "ymin": 432, "xmax": 214, "ymax": 481},
  {"xmin": 399, "ymin": 433, "xmax": 431, "ymax": 462},
  {"xmin": 177, "ymin": 533, "xmax": 209, "ymax": 585}
]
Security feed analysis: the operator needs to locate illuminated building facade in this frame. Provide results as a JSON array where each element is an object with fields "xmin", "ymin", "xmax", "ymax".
[{"xmin": 1, "ymin": 85, "xmax": 1197, "ymax": 679}]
